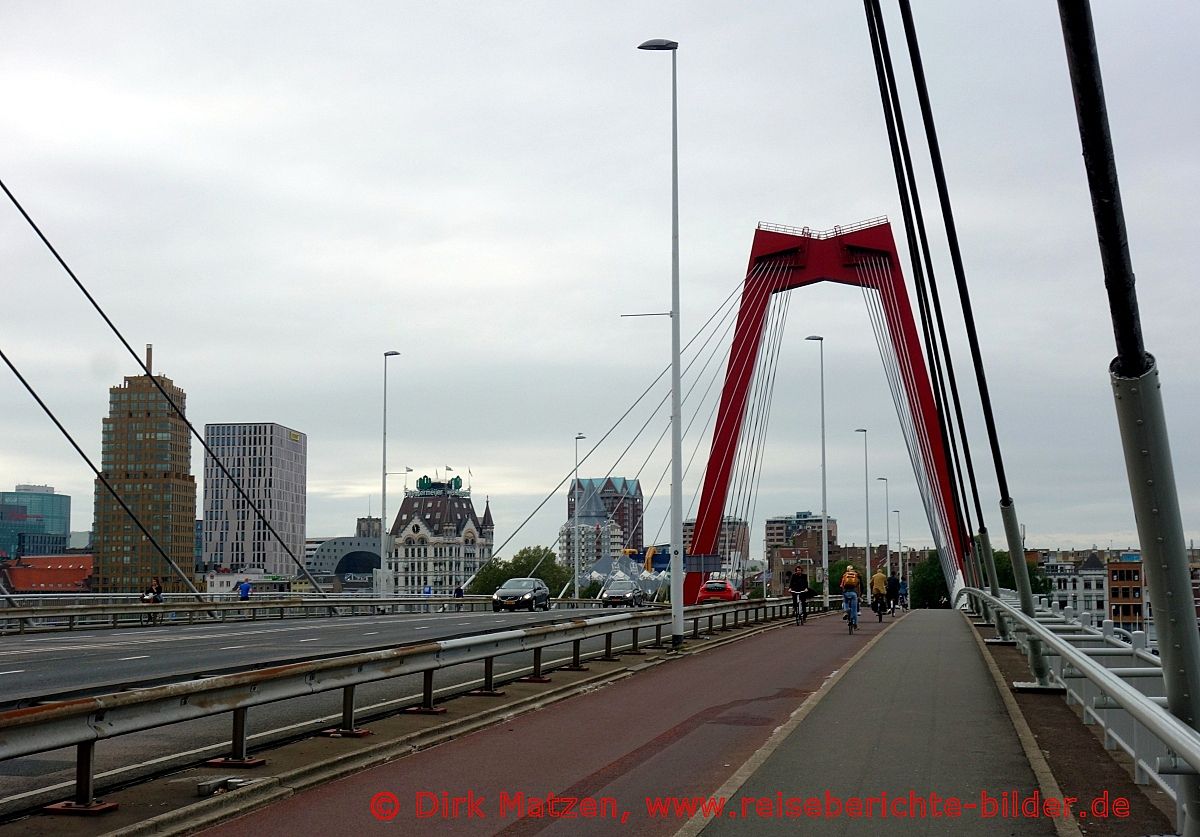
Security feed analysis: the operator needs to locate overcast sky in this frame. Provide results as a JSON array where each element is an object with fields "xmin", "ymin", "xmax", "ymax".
[{"xmin": 3, "ymin": 2, "xmax": 1197, "ymax": 563}]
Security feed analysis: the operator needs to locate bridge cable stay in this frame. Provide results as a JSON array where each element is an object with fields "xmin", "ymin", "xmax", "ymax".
[
  {"xmin": 575, "ymin": 263, "xmax": 788, "ymax": 594},
  {"xmin": 723, "ymin": 286, "xmax": 792, "ymax": 584},
  {"xmin": 734, "ymin": 291, "xmax": 793, "ymax": 589},
  {"xmin": 653, "ymin": 272, "xmax": 779, "ymax": 552},
  {"xmin": 858, "ymin": 256, "xmax": 957, "ymax": 581},
  {"xmin": 864, "ymin": 0, "xmax": 998, "ymax": 601},
  {"xmin": 710, "ymin": 280, "xmax": 787, "ymax": 580},
  {"xmin": 672, "ymin": 261, "xmax": 787, "ymax": 580},
  {"xmin": 862, "ymin": 4, "xmax": 964, "ymax": 589},
  {"xmin": 0, "ymin": 177, "xmax": 328, "ymax": 597},
  {"xmin": 475, "ymin": 269, "xmax": 750, "ymax": 578},
  {"xmin": 879, "ymin": 0, "xmax": 1047, "ymax": 668},
  {"xmin": 855, "ymin": 255, "xmax": 955, "ymax": 582},
  {"xmin": 863, "ymin": 0, "xmax": 1008, "ymax": 593},
  {"xmin": 682, "ymin": 260, "xmax": 790, "ymax": 546},
  {"xmin": 579, "ymin": 274, "xmax": 751, "ymax": 568}
]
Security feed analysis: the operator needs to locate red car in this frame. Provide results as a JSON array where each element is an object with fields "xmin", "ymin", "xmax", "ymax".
[{"xmin": 696, "ymin": 579, "xmax": 741, "ymax": 604}]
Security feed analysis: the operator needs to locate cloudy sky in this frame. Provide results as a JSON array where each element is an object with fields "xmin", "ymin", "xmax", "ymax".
[{"xmin": 3, "ymin": 2, "xmax": 1197, "ymax": 563}]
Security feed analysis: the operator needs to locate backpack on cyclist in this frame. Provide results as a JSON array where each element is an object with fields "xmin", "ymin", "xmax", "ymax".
[{"xmin": 840, "ymin": 569, "xmax": 859, "ymax": 592}]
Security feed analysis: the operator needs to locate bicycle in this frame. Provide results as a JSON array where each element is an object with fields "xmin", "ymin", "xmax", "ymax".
[
  {"xmin": 844, "ymin": 591, "xmax": 859, "ymax": 634},
  {"xmin": 791, "ymin": 591, "xmax": 809, "ymax": 625}
]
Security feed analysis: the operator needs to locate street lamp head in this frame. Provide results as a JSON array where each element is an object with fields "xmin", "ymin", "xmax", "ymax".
[
  {"xmin": 638, "ymin": 39, "xmax": 678, "ymax": 50},
  {"xmin": 575, "ymin": 433, "xmax": 586, "ymax": 441},
  {"xmin": 855, "ymin": 428, "xmax": 867, "ymax": 433},
  {"xmin": 805, "ymin": 335, "xmax": 823, "ymax": 342},
  {"xmin": 876, "ymin": 476, "xmax": 887, "ymax": 482},
  {"xmin": 384, "ymin": 350, "xmax": 400, "ymax": 357}
]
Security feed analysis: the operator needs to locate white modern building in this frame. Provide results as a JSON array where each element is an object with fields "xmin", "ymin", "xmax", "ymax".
[{"xmin": 202, "ymin": 422, "xmax": 306, "ymax": 577}]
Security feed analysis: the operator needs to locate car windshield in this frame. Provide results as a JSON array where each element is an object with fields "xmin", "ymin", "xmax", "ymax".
[
  {"xmin": 499, "ymin": 579, "xmax": 537, "ymax": 591},
  {"xmin": 608, "ymin": 582, "xmax": 633, "ymax": 592}
]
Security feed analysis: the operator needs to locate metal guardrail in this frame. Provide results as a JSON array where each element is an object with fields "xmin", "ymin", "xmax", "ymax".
[
  {"xmin": 0, "ymin": 595, "xmax": 631, "ymax": 634},
  {"xmin": 958, "ymin": 586, "xmax": 1198, "ymax": 830},
  {"xmin": 0, "ymin": 596, "xmax": 795, "ymax": 813}
]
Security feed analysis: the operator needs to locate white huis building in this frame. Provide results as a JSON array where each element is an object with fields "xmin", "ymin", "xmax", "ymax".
[
  {"xmin": 387, "ymin": 475, "xmax": 494, "ymax": 596},
  {"xmin": 202, "ymin": 422, "xmax": 306, "ymax": 577}
]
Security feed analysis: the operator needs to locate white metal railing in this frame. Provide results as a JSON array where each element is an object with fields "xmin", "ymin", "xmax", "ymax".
[{"xmin": 959, "ymin": 586, "xmax": 1198, "ymax": 829}]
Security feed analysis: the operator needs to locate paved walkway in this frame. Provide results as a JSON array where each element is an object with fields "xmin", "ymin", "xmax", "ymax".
[
  {"xmin": 695, "ymin": 609, "xmax": 1054, "ymax": 836},
  {"xmin": 201, "ymin": 610, "xmax": 1052, "ymax": 837}
]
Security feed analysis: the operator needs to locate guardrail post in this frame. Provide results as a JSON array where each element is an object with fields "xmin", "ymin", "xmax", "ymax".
[
  {"xmin": 321, "ymin": 685, "xmax": 371, "ymax": 738},
  {"xmin": 561, "ymin": 640, "xmax": 589, "ymax": 671},
  {"xmin": 692, "ymin": 617, "xmax": 700, "ymax": 639},
  {"xmin": 518, "ymin": 647, "xmax": 553, "ymax": 683},
  {"xmin": 43, "ymin": 741, "xmax": 119, "ymax": 814},
  {"xmin": 601, "ymin": 632, "xmax": 619, "ymax": 662},
  {"xmin": 404, "ymin": 670, "xmax": 448, "ymax": 713},
  {"xmin": 467, "ymin": 656, "xmax": 506, "ymax": 696},
  {"xmin": 205, "ymin": 707, "xmax": 266, "ymax": 768},
  {"xmin": 628, "ymin": 626, "xmax": 644, "ymax": 655}
]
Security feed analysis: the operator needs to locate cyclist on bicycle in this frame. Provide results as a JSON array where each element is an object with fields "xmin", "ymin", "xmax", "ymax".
[
  {"xmin": 898, "ymin": 578, "xmax": 909, "ymax": 611},
  {"xmin": 870, "ymin": 566, "xmax": 887, "ymax": 617},
  {"xmin": 886, "ymin": 571, "xmax": 901, "ymax": 615},
  {"xmin": 788, "ymin": 567, "xmax": 811, "ymax": 624},
  {"xmin": 840, "ymin": 565, "xmax": 862, "ymax": 627}
]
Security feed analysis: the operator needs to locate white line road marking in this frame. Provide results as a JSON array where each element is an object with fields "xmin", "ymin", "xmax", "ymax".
[
  {"xmin": 298, "ymin": 638, "xmax": 319, "ymax": 642},
  {"xmin": 414, "ymin": 626, "xmax": 429, "ymax": 630},
  {"xmin": 0, "ymin": 670, "xmax": 26, "ymax": 675},
  {"xmin": 118, "ymin": 655, "xmax": 150, "ymax": 661},
  {"xmin": 363, "ymin": 632, "xmax": 378, "ymax": 636},
  {"xmin": 220, "ymin": 645, "xmax": 247, "ymax": 650}
]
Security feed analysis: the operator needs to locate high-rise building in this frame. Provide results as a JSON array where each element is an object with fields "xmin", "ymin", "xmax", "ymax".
[
  {"xmin": 764, "ymin": 511, "xmax": 837, "ymax": 553},
  {"xmin": 560, "ymin": 486, "xmax": 624, "ymax": 574},
  {"xmin": 683, "ymin": 516, "xmax": 750, "ymax": 568},
  {"xmin": 0, "ymin": 485, "xmax": 71, "ymax": 559},
  {"xmin": 567, "ymin": 478, "xmax": 644, "ymax": 551},
  {"xmin": 92, "ymin": 348, "xmax": 195, "ymax": 593},
  {"xmin": 387, "ymin": 475, "xmax": 493, "ymax": 596},
  {"xmin": 202, "ymin": 423, "xmax": 306, "ymax": 577}
]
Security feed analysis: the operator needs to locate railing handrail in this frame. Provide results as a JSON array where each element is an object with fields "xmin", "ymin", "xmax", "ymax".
[
  {"xmin": 958, "ymin": 587, "xmax": 1200, "ymax": 773},
  {"xmin": 0, "ymin": 596, "xmax": 788, "ymax": 761},
  {"xmin": 756, "ymin": 216, "xmax": 889, "ymax": 239}
]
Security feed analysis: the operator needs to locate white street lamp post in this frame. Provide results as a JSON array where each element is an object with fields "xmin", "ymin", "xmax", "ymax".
[
  {"xmin": 806, "ymin": 335, "xmax": 827, "ymax": 609},
  {"xmin": 894, "ymin": 509, "xmax": 902, "ymax": 584},
  {"xmin": 381, "ymin": 350, "xmax": 400, "ymax": 594},
  {"xmin": 639, "ymin": 37, "xmax": 684, "ymax": 648},
  {"xmin": 574, "ymin": 432, "xmax": 586, "ymax": 600},
  {"xmin": 877, "ymin": 476, "xmax": 890, "ymax": 605},
  {"xmin": 855, "ymin": 428, "xmax": 869, "ymax": 588}
]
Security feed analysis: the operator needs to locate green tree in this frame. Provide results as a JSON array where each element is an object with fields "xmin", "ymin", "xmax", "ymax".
[
  {"xmin": 467, "ymin": 546, "xmax": 571, "ymax": 595},
  {"xmin": 989, "ymin": 550, "xmax": 1051, "ymax": 595},
  {"xmin": 910, "ymin": 552, "xmax": 950, "ymax": 609}
]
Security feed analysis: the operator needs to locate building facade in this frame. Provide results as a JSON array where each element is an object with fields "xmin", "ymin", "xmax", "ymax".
[
  {"xmin": 202, "ymin": 422, "xmax": 307, "ymax": 577},
  {"xmin": 92, "ymin": 350, "xmax": 196, "ymax": 593},
  {"xmin": 0, "ymin": 485, "xmax": 71, "ymax": 559},
  {"xmin": 560, "ymin": 485, "xmax": 624, "ymax": 576},
  {"xmin": 387, "ymin": 475, "xmax": 494, "ymax": 596},
  {"xmin": 567, "ymin": 478, "xmax": 644, "ymax": 551},
  {"xmin": 683, "ymin": 516, "xmax": 750, "ymax": 568}
]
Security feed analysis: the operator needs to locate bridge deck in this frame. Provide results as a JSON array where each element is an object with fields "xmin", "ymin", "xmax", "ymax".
[{"xmin": 195, "ymin": 609, "xmax": 1072, "ymax": 837}]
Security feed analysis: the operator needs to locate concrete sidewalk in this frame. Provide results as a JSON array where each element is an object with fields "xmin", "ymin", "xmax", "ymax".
[{"xmin": 692, "ymin": 610, "xmax": 1058, "ymax": 836}]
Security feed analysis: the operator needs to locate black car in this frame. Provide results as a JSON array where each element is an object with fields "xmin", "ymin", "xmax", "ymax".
[
  {"xmin": 601, "ymin": 579, "xmax": 645, "ymax": 608},
  {"xmin": 492, "ymin": 577, "xmax": 551, "ymax": 612}
]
